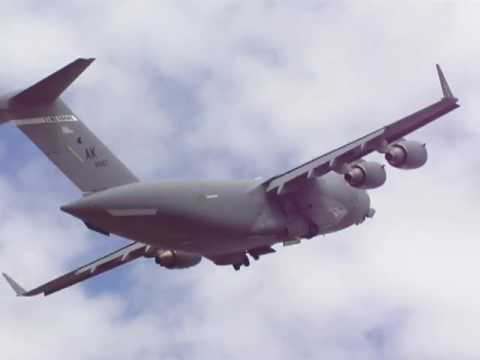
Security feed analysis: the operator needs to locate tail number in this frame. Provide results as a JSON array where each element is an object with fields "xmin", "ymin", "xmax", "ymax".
[
  {"xmin": 85, "ymin": 147, "xmax": 96, "ymax": 159},
  {"xmin": 84, "ymin": 146, "xmax": 108, "ymax": 168},
  {"xmin": 94, "ymin": 160, "xmax": 108, "ymax": 168}
]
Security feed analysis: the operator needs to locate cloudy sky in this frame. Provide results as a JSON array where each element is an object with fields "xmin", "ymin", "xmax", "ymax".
[{"xmin": 1, "ymin": 1, "xmax": 479, "ymax": 359}]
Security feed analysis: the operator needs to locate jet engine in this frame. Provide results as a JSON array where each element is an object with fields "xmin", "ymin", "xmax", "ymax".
[
  {"xmin": 385, "ymin": 140, "xmax": 427, "ymax": 169},
  {"xmin": 344, "ymin": 161, "xmax": 386, "ymax": 189},
  {"xmin": 155, "ymin": 250, "xmax": 202, "ymax": 269}
]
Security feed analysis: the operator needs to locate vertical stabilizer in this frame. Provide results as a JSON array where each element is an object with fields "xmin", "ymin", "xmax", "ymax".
[{"xmin": 0, "ymin": 58, "xmax": 139, "ymax": 192}]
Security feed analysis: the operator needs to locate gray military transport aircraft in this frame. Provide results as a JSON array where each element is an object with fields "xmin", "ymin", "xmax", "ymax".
[{"xmin": 1, "ymin": 59, "xmax": 459, "ymax": 296}]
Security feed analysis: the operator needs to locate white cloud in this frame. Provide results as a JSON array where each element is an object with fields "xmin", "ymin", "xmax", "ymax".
[{"xmin": 0, "ymin": 1, "xmax": 480, "ymax": 359}]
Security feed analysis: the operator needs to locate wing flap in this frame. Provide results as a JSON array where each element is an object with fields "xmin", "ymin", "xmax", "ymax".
[{"xmin": 3, "ymin": 242, "xmax": 149, "ymax": 297}]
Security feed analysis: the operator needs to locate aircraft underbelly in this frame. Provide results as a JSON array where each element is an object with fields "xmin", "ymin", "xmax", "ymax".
[
  {"xmin": 62, "ymin": 177, "xmax": 370, "ymax": 254},
  {"xmin": 90, "ymin": 214, "xmax": 277, "ymax": 254}
]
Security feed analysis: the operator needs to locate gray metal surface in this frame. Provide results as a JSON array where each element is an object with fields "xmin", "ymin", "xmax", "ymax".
[
  {"xmin": 3, "ymin": 242, "xmax": 148, "ymax": 296},
  {"xmin": 263, "ymin": 65, "xmax": 459, "ymax": 193},
  {"xmin": 7, "ymin": 59, "xmax": 139, "ymax": 192},
  {"xmin": 14, "ymin": 106, "xmax": 139, "ymax": 192},
  {"xmin": 1, "ymin": 60, "xmax": 461, "ymax": 297}
]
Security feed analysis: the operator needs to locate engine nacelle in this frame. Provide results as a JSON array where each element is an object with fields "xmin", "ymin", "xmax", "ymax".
[
  {"xmin": 344, "ymin": 161, "xmax": 386, "ymax": 189},
  {"xmin": 155, "ymin": 250, "xmax": 202, "ymax": 269},
  {"xmin": 385, "ymin": 140, "xmax": 427, "ymax": 169}
]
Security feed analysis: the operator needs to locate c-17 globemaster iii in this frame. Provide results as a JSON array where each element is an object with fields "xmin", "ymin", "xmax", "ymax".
[{"xmin": 1, "ymin": 59, "xmax": 459, "ymax": 296}]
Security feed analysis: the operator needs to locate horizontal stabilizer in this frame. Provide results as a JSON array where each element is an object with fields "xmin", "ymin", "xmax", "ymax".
[{"xmin": 11, "ymin": 58, "xmax": 95, "ymax": 105}]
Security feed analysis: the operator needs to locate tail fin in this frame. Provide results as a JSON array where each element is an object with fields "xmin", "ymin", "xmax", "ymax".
[
  {"xmin": 2, "ymin": 58, "xmax": 139, "ymax": 193},
  {"xmin": 11, "ymin": 58, "xmax": 95, "ymax": 105}
]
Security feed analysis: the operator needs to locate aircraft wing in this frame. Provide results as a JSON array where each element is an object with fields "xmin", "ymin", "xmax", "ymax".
[
  {"xmin": 2, "ymin": 242, "xmax": 150, "ymax": 297},
  {"xmin": 263, "ymin": 65, "xmax": 460, "ymax": 194}
]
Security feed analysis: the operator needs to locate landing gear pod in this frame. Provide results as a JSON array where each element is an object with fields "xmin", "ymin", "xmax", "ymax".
[{"xmin": 155, "ymin": 250, "xmax": 202, "ymax": 269}]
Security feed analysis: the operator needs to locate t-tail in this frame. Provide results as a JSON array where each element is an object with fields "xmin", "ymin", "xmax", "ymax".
[{"xmin": 0, "ymin": 58, "xmax": 139, "ymax": 193}]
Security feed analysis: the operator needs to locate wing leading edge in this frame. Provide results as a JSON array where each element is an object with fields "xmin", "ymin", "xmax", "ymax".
[
  {"xmin": 264, "ymin": 65, "xmax": 460, "ymax": 194},
  {"xmin": 2, "ymin": 242, "xmax": 149, "ymax": 297}
]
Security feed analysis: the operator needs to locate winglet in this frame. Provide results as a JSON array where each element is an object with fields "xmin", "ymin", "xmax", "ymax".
[
  {"xmin": 436, "ymin": 64, "xmax": 456, "ymax": 100},
  {"xmin": 2, "ymin": 273, "xmax": 27, "ymax": 296}
]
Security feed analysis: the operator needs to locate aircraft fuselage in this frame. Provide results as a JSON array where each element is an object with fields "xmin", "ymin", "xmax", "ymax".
[{"xmin": 62, "ymin": 173, "xmax": 371, "ymax": 257}]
